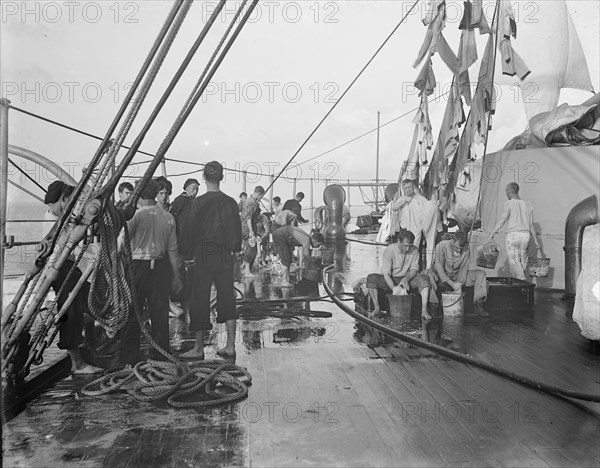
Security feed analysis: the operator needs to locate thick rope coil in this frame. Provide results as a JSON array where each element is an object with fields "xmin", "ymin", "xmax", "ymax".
[
  {"xmin": 87, "ymin": 203, "xmax": 132, "ymax": 337},
  {"xmin": 81, "ymin": 359, "xmax": 251, "ymax": 408}
]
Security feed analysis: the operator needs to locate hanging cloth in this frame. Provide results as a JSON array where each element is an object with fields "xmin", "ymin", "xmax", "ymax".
[
  {"xmin": 471, "ymin": 34, "xmax": 496, "ymax": 145},
  {"xmin": 493, "ymin": 0, "xmax": 530, "ymax": 79},
  {"xmin": 437, "ymin": 34, "xmax": 460, "ymax": 74},
  {"xmin": 498, "ymin": 38, "xmax": 531, "ymax": 80},
  {"xmin": 455, "ymin": 34, "xmax": 473, "ymax": 105},
  {"xmin": 458, "ymin": 29, "xmax": 478, "ymax": 74},
  {"xmin": 414, "ymin": 1, "xmax": 447, "ymax": 67},
  {"xmin": 415, "ymin": 58, "xmax": 437, "ymax": 96},
  {"xmin": 471, "ymin": 0, "xmax": 491, "ymax": 34}
]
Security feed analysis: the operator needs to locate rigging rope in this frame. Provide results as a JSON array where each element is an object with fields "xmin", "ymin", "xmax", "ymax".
[{"xmin": 259, "ymin": 0, "xmax": 422, "ymax": 198}]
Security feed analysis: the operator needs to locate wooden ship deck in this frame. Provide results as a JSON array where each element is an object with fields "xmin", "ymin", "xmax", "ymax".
[{"xmin": 2, "ymin": 237, "xmax": 599, "ymax": 467}]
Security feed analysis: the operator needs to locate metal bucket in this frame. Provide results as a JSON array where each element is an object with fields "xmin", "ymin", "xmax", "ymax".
[
  {"xmin": 387, "ymin": 294, "xmax": 412, "ymax": 323},
  {"xmin": 302, "ymin": 267, "xmax": 321, "ymax": 282},
  {"xmin": 476, "ymin": 243, "xmax": 500, "ymax": 269},
  {"xmin": 529, "ymin": 257, "xmax": 550, "ymax": 277},
  {"xmin": 441, "ymin": 292, "xmax": 464, "ymax": 316}
]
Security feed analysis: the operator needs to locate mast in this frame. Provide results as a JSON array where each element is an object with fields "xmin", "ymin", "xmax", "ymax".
[{"xmin": 375, "ymin": 111, "xmax": 380, "ymax": 213}]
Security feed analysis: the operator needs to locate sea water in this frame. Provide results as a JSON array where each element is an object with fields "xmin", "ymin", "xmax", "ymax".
[{"xmin": 3, "ymin": 202, "xmax": 47, "ymax": 277}]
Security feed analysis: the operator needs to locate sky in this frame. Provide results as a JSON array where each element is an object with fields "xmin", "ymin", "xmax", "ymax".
[{"xmin": 2, "ymin": 0, "xmax": 599, "ymax": 208}]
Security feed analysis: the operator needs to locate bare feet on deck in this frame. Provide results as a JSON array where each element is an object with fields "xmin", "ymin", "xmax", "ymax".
[
  {"xmin": 71, "ymin": 363, "xmax": 104, "ymax": 374},
  {"xmin": 421, "ymin": 311, "xmax": 432, "ymax": 322},
  {"xmin": 180, "ymin": 348, "xmax": 205, "ymax": 360}
]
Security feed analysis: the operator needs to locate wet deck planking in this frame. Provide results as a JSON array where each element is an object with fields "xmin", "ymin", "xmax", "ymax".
[{"xmin": 3, "ymin": 238, "xmax": 600, "ymax": 467}]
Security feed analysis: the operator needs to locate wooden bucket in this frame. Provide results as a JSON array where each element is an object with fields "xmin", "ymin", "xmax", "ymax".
[
  {"xmin": 387, "ymin": 294, "xmax": 412, "ymax": 323},
  {"xmin": 529, "ymin": 257, "xmax": 550, "ymax": 277}
]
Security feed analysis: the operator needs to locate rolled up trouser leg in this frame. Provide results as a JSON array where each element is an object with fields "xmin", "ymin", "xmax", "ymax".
[{"xmin": 465, "ymin": 269, "xmax": 487, "ymax": 302}]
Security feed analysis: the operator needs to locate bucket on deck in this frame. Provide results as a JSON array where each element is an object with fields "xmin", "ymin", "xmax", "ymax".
[
  {"xmin": 302, "ymin": 267, "xmax": 321, "ymax": 282},
  {"xmin": 441, "ymin": 292, "xmax": 464, "ymax": 316},
  {"xmin": 387, "ymin": 294, "xmax": 412, "ymax": 322},
  {"xmin": 476, "ymin": 242, "xmax": 500, "ymax": 269},
  {"xmin": 529, "ymin": 251, "xmax": 550, "ymax": 278}
]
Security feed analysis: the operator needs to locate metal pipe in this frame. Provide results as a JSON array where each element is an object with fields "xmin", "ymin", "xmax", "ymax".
[
  {"xmin": 8, "ymin": 145, "xmax": 77, "ymax": 185},
  {"xmin": 323, "ymin": 184, "xmax": 347, "ymax": 243},
  {"xmin": 1, "ymin": 99, "xmax": 10, "ymax": 313},
  {"xmin": 347, "ymin": 179, "xmax": 351, "ymax": 210},
  {"xmin": 564, "ymin": 194, "xmax": 599, "ymax": 298}
]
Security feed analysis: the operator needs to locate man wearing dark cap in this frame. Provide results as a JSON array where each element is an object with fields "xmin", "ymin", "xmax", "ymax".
[
  {"xmin": 44, "ymin": 180, "xmax": 103, "ymax": 374},
  {"xmin": 118, "ymin": 179, "xmax": 183, "ymax": 366},
  {"xmin": 179, "ymin": 161, "xmax": 242, "ymax": 359},
  {"xmin": 283, "ymin": 192, "xmax": 308, "ymax": 226},
  {"xmin": 169, "ymin": 178, "xmax": 199, "ymax": 237}
]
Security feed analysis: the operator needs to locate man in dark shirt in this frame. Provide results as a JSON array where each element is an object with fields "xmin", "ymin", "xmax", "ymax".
[
  {"xmin": 179, "ymin": 162, "xmax": 242, "ymax": 359},
  {"xmin": 115, "ymin": 181, "xmax": 133, "ymax": 209},
  {"xmin": 283, "ymin": 192, "xmax": 308, "ymax": 226},
  {"xmin": 169, "ymin": 178, "xmax": 199, "ymax": 237}
]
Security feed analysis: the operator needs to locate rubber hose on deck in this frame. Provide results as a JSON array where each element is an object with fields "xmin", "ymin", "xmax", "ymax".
[{"xmin": 322, "ymin": 265, "xmax": 600, "ymax": 403}]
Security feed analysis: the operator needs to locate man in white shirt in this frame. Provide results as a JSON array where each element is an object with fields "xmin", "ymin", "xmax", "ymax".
[
  {"xmin": 489, "ymin": 182, "xmax": 541, "ymax": 280},
  {"xmin": 119, "ymin": 179, "xmax": 183, "ymax": 365}
]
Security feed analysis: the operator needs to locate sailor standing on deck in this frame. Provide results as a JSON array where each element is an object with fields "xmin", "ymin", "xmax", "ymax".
[
  {"xmin": 169, "ymin": 178, "xmax": 199, "ymax": 237},
  {"xmin": 283, "ymin": 192, "xmax": 308, "ymax": 226},
  {"xmin": 488, "ymin": 182, "xmax": 541, "ymax": 280},
  {"xmin": 240, "ymin": 186, "xmax": 265, "ymax": 278},
  {"xmin": 118, "ymin": 179, "xmax": 183, "ymax": 366},
  {"xmin": 43, "ymin": 181, "xmax": 103, "ymax": 374},
  {"xmin": 179, "ymin": 161, "xmax": 242, "ymax": 360}
]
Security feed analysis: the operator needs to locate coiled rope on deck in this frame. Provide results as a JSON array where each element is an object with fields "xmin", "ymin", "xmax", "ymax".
[
  {"xmin": 77, "ymin": 0, "xmax": 259, "ymax": 407},
  {"xmin": 82, "ymin": 360, "xmax": 252, "ymax": 408}
]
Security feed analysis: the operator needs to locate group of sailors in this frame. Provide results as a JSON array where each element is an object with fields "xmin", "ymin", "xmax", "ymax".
[
  {"xmin": 42, "ymin": 163, "xmax": 325, "ymax": 372},
  {"xmin": 42, "ymin": 169, "xmax": 539, "ymax": 372},
  {"xmin": 238, "ymin": 188, "xmax": 324, "ymax": 287},
  {"xmin": 365, "ymin": 179, "xmax": 540, "ymax": 320}
]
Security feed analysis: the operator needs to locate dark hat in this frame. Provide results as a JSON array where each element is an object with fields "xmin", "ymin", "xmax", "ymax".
[
  {"xmin": 44, "ymin": 181, "xmax": 66, "ymax": 204},
  {"xmin": 184, "ymin": 178, "xmax": 200, "ymax": 189}
]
